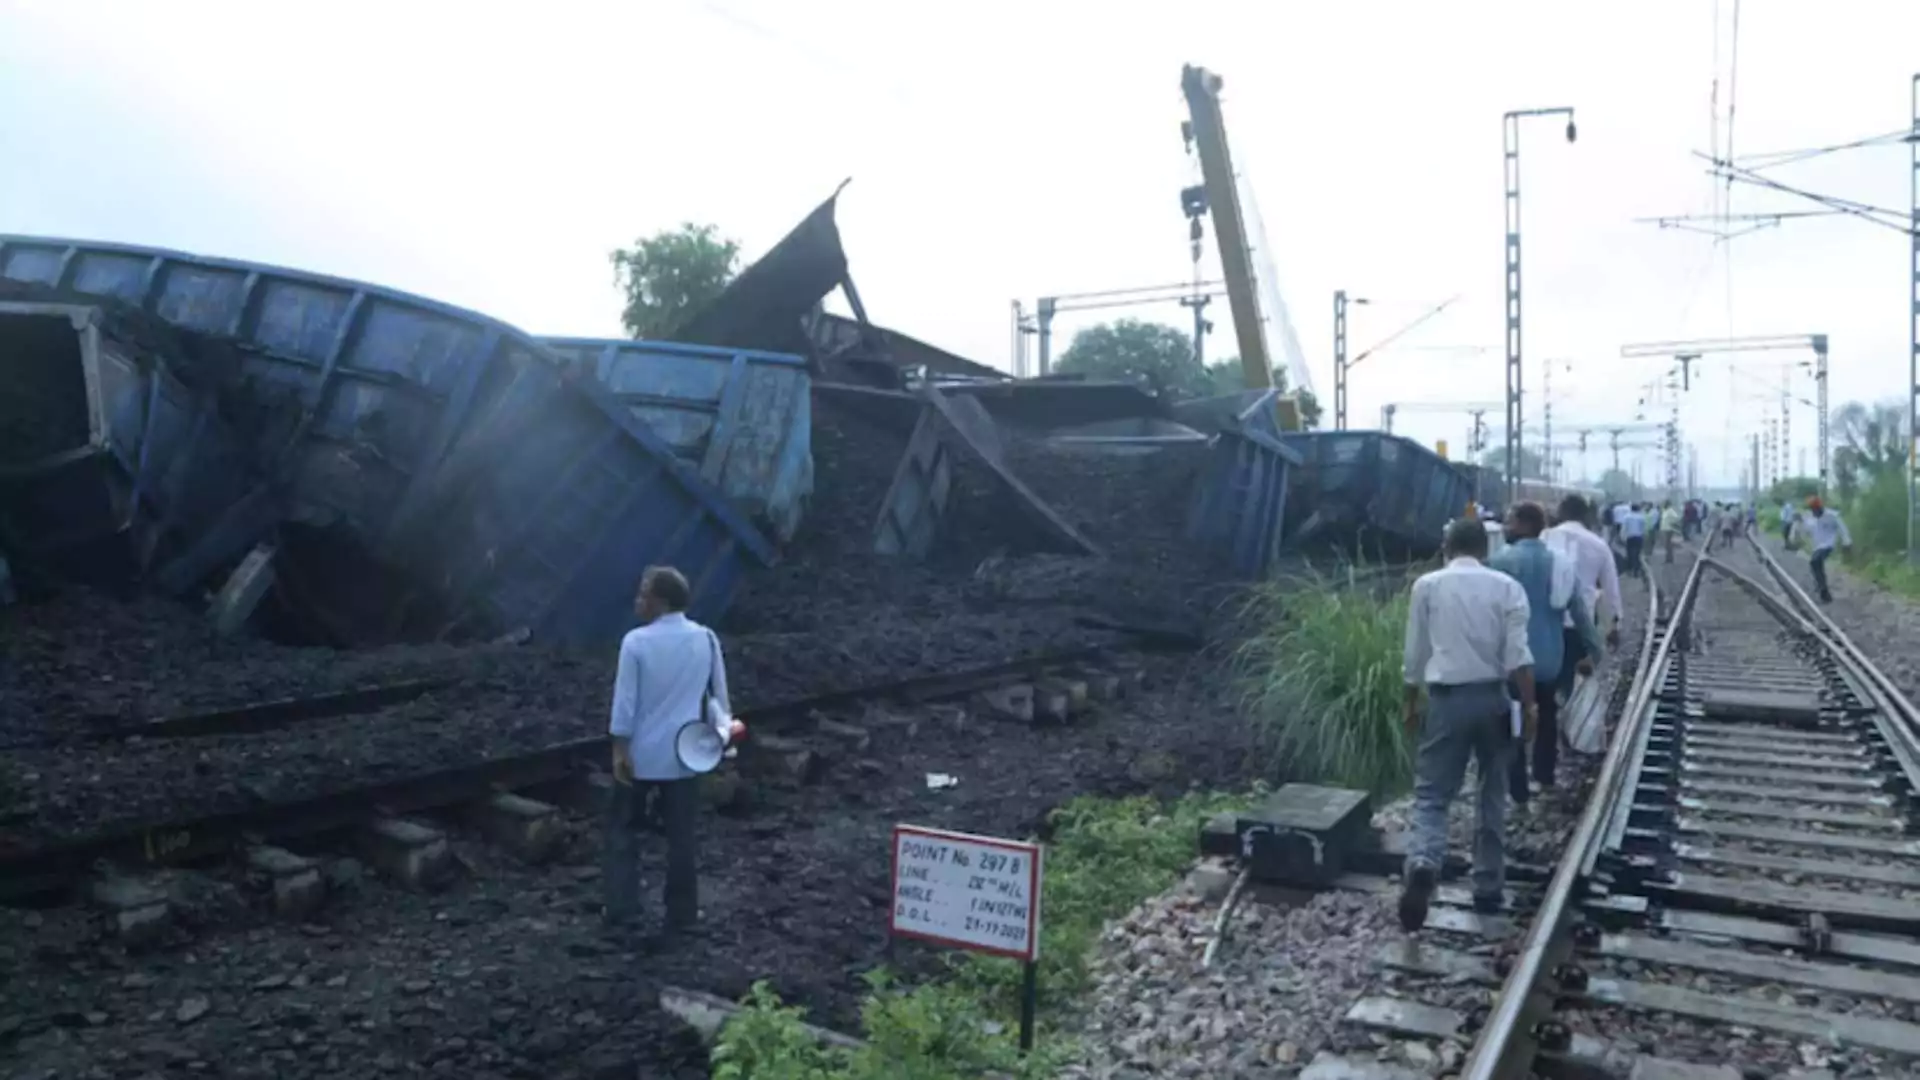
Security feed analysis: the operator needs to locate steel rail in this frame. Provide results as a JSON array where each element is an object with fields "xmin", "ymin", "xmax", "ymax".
[
  {"xmin": 1742, "ymin": 537, "xmax": 1920, "ymax": 793},
  {"xmin": 1460, "ymin": 553, "xmax": 1699, "ymax": 1080},
  {"xmin": 0, "ymin": 640, "xmax": 1153, "ymax": 897}
]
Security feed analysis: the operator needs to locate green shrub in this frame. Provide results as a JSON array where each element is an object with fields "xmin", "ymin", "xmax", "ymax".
[
  {"xmin": 1233, "ymin": 570, "xmax": 1415, "ymax": 796},
  {"xmin": 709, "ymin": 791, "xmax": 1253, "ymax": 1078}
]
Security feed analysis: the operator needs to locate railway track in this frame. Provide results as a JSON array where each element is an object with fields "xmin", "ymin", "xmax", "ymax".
[
  {"xmin": 1329, "ymin": 536, "xmax": 1920, "ymax": 1078},
  {"xmin": 0, "ymin": 638, "xmax": 1165, "ymax": 907}
]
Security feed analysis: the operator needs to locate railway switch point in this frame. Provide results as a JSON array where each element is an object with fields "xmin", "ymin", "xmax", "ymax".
[
  {"xmin": 357, "ymin": 818, "xmax": 454, "ymax": 891},
  {"xmin": 975, "ymin": 684, "xmax": 1036, "ymax": 724},
  {"xmin": 88, "ymin": 876, "xmax": 170, "ymax": 946},
  {"xmin": 245, "ymin": 845, "xmax": 325, "ymax": 918},
  {"xmin": 468, "ymin": 793, "xmax": 563, "ymax": 864}
]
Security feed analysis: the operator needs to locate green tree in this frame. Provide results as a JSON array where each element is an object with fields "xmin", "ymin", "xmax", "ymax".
[
  {"xmin": 1055, "ymin": 319, "xmax": 1210, "ymax": 398},
  {"xmin": 1204, "ymin": 357, "xmax": 1324, "ymax": 428},
  {"xmin": 609, "ymin": 223, "xmax": 741, "ymax": 339},
  {"xmin": 1764, "ymin": 476, "xmax": 1821, "ymax": 505}
]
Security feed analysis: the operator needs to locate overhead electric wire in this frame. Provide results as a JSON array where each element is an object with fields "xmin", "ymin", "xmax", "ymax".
[
  {"xmin": 1736, "ymin": 128, "xmax": 1915, "ymax": 170},
  {"xmin": 1700, "ymin": 153, "xmax": 1913, "ymax": 233}
]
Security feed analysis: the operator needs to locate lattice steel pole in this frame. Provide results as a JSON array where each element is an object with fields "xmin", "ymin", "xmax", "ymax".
[
  {"xmin": 1781, "ymin": 365, "xmax": 1793, "ymax": 480},
  {"xmin": 1814, "ymin": 335, "xmax": 1830, "ymax": 494},
  {"xmin": 1503, "ymin": 107, "xmax": 1577, "ymax": 505},
  {"xmin": 1665, "ymin": 368, "xmax": 1681, "ymax": 500},
  {"xmin": 1909, "ymin": 73, "xmax": 1919, "ymax": 562},
  {"xmin": 1333, "ymin": 290, "xmax": 1350, "ymax": 430}
]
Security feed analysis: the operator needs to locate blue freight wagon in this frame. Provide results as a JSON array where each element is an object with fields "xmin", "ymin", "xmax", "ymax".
[
  {"xmin": 537, "ymin": 337, "xmax": 812, "ymax": 543},
  {"xmin": 1184, "ymin": 429, "xmax": 1300, "ymax": 578},
  {"xmin": 0, "ymin": 236, "xmax": 777, "ymax": 643}
]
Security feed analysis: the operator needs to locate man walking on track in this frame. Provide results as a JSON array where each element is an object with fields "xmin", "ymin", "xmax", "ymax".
[
  {"xmin": 1494, "ymin": 503, "xmax": 1601, "ymax": 805},
  {"xmin": 1619, "ymin": 503, "xmax": 1647, "ymax": 578},
  {"xmin": 1544, "ymin": 494, "xmax": 1621, "ymax": 700},
  {"xmin": 604, "ymin": 565, "xmax": 734, "ymax": 949},
  {"xmin": 1787, "ymin": 497, "xmax": 1852, "ymax": 604},
  {"xmin": 1398, "ymin": 518, "xmax": 1536, "ymax": 930}
]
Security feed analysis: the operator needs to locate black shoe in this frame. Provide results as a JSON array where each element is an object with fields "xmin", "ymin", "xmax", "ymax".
[
  {"xmin": 1472, "ymin": 892, "xmax": 1505, "ymax": 915},
  {"xmin": 1398, "ymin": 864, "xmax": 1437, "ymax": 932}
]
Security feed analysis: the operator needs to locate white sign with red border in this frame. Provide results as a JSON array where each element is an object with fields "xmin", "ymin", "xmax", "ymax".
[{"xmin": 889, "ymin": 824, "xmax": 1043, "ymax": 962}]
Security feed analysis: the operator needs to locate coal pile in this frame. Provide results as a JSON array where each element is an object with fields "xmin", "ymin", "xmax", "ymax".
[{"xmin": 0, "ymin": 586, "xmax": 492, "ymax": 751}]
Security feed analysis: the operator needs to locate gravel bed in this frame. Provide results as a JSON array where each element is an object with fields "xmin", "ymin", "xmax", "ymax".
[
  {"xmin": 1565, "ymin": 1000, "xmax": 1894, "ymax": 1076},
  {"xmin": 1716, "ymin": 538, "xmax": 1920, "ymax": 700},
  {"xmin": 0, "ymin": 652, "xmax": 1257, "ymax": 1080},
  {"xmin": 1057, "ymin": 563, "xmax": 1659, "ymax": 1078}
]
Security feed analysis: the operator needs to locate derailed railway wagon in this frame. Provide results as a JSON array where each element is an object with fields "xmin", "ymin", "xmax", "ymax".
[
  {"xmin": 1277, "ymin": 430, "xmax": 1475, "ymax": 556},
  {"xmin": 0, "ymin": 236, "xmax": 793, "ymax": 644}
]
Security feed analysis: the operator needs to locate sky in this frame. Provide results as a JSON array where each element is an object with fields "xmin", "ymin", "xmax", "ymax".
[{"xmin": 2, "ymin": 0, "xmax": 1916, "ymax": 488}]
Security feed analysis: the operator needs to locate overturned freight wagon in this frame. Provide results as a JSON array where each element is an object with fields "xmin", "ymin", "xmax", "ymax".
[
  {"xmin": 0, "ymin": 299, "xmax": 265, "ymax": 591},
  {"xmin": 0, "ymin": 236, "xmax": 787, "ymax": 644},
  {"xmin": 1276, "ymin": 431, "xmax": 1475, "ymax": 556}
]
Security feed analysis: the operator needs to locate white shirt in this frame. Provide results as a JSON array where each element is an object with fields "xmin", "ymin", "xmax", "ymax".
[
  {"xmin": 1792, "ymin": 510, "xmax": 1852, "ymax": 553},
  {"xmin": 1610, "ymin": 504, "xmax": 1628, "ymax": 526},
  {"xmin": 1403, "ymin": 556, "xmax": 1533, "ymax": 686},
  {"xmin": 608, "ymin": 612, "xmax": 733, "ymax": 781},
  {"xmin": 1544, "ymin": 521, "xmax": 1622, "ymax": 630},
  {"xmin": 1619, "ymin": 511, "xmax": 1647, "ymax": 539}
]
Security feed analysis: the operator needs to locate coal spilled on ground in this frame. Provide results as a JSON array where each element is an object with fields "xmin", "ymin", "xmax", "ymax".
[{"xmin": 0, "ymin": 650, "xmax": 1258, "ymax": 1080}]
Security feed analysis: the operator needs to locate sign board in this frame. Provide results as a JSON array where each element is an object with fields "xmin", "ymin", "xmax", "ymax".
[{"xmin": 889, "ymin": 824, "xmax": 1043, "ymax": 962}]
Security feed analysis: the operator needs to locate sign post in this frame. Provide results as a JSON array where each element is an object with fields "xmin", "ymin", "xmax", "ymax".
[{"xmin": 889, "ymin": 824, "xmax": 1044, "ymax": 1052}]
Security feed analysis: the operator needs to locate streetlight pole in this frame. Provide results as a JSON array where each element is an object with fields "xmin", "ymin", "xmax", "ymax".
[
  {"xmin": 1502, "ymin": 106, "xmax": 1578, "ymax": 506},
  {"xmin": 1333, "ymin": 290, "xmax": 1370, "ymax": 430}
]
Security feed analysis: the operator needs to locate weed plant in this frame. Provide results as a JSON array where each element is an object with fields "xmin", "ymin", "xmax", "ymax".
[{"xmin": 1233, "ymin": 566, "xmax": 1416, "ymax": 796}]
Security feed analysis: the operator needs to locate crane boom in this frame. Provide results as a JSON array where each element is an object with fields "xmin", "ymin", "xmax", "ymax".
[{"xmin": 1180, "ymin": 65, "xmax": 1274, "ymax": 399}]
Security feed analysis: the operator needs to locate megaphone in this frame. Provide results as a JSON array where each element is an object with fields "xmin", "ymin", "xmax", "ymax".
[{"xmin": 674, "ymin": 721, "xmax": 728, "ymax": 774}]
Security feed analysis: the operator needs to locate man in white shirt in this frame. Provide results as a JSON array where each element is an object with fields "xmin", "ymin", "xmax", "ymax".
[
  {"xmin": 1398, "ymin": 518, "xmax": 1536, "ymax": 931},
  {"xmin": 604, "ymin": 565, "xmax": 733, "ymax": 946},
  {"xmin": 1787, "ymin": 497, "xmax": 1852, "ymax": 603},
  {"xmin": 1544, "ymin": 494, "xmax": 1621, "ymax": 699},
  {"xmin": 1618, "ymin": 503, "xmax": 1647, "ymax": 578}
]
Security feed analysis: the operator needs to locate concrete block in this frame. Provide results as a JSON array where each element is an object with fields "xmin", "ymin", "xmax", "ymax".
[
  {"xmin": 245, "ymin": 845, "xmax": 326, "ymax": 918},
  {"xmin": 1033, "ymin": 680, "xmax": 1075, "ymax": 724},
  {"xmin": 1185, "ymin": 857, "xmax": 1238, "ymax": 903},
  {"xmin": 469, "ymin": 792, "xmax": 562, "ymax": 864},
  {"xmin": 357, "ymin": 818, "xmax": 454, "ymax": 890},
  {"xmin": 861, "ymin": 706, "xmax": 920, "ymax": 739},
  {"xmin": 208, "ymin": 544, "xmax": 276, "ymax": 638},
  {"xmin": 813, "ymin": 717, "xmax": 872, "ymax": 753},
  {"xmin": 925, "ymin": 704, "xmax": 967, "ymax": 731},
  {"xmin": 89, "ymin": 877, "xmax": 170, "ymax": 947},
  {"xmin": 549, "ymin": 770, "xmax": 615, "ymax": 817},
  {"xmin": 976, "ymin": 684, "xmax": 1035, "ymax": 724},
  {"xmin": 1051, "ymin": 675, "xmax": 1090, "ymax": 711},
  {"xmin": 1082, "ymin": 670, "xmax": 1124, "ymax": 702},
  {"xmin": 743, "ymin": 735, "xmax": 823, "ymax": 785}
]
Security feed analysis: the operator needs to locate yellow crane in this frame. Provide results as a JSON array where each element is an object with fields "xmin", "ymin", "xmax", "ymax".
[{"xmin": 1180, "ymin": 64, "xmax": 1304, "ymax": 430}]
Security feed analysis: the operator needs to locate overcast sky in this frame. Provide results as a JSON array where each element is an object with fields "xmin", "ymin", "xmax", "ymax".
[{"xmin": 3, "ymin": 1, "xmax": 1915, "ymax": 487}]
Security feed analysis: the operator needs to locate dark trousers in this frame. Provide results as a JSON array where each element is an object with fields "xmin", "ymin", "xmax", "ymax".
[
  {"xmin": 1554, "ymin": 627, "xmax": 1586, "ymax": 704},
  {"xmin": 603, "ymin": 777, "xmax": 699, "ymax": 929},
  {"xmin": 1810, "ymin": 548, "xmax": 1834, "ymax": 602},
  {"xmin": 1508, "ymin": 677, "xmax": 1560, "ymax": 803},
  {"xmin": 1624, "ymin": 536, "xmax": 1644, "ymax": 577}
]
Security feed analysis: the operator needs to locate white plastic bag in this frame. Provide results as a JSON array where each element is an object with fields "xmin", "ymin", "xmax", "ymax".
[{"xmin": 1563, "ymin": 676, "xmax": 1607, "ymax": 755}]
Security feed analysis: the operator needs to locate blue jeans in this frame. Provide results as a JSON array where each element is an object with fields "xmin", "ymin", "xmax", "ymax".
[
  {"xmin": 1406, "ymin": 681, "xmax": 1515, "ymax": 899},
  {"xmin": 1810, "ymin": 547, "xmax": 1833, "ymax": 601}
]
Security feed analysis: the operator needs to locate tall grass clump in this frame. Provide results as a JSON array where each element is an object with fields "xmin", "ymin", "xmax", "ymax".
[
  {"xmin": 1234, "ymin": 566, "xmax": 1415, "ymax": 796},
  {"xmin": 1837, "ymin": 474, "xmax": 1920, "ymax": 600}
]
